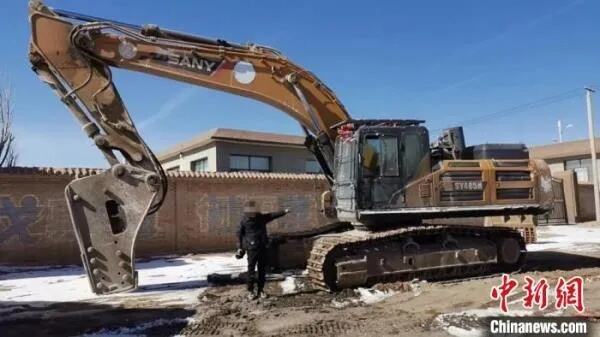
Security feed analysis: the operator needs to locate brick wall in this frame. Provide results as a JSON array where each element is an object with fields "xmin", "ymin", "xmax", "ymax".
[{"xmin": 0, "ymin": 167, "xmax": 329, "ymax": 265}]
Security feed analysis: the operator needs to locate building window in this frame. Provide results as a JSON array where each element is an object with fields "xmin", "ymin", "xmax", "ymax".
[
  {"xmin": 574, "ymin": 167, "xmax": 589, "ymax": 183},
  {"xmin": 166, "ymin": 166, "xmax": 180, "ymax": 172},
  {"xmin": 191, "ymin": 157, "xmax": 209, "ymax": 172},
  {"xmin": 305, "ymin": 160, "xmax": 321, "ymax": 173},
  {"xmin": 565, "ymin": 158, "xmax": 600, "ymax": 183},
  {"xmin": 229, "ymin": 155, "xmax": 271, "ymax": 172}
]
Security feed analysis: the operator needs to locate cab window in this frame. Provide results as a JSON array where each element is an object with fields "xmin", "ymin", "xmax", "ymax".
[
  {"xmin": 362, "ymin": 135, "xmax": 399, "ymax": 177},
  {"xmin": 402, "ymin": 132, "xmax": 428, "ymax": 181}
]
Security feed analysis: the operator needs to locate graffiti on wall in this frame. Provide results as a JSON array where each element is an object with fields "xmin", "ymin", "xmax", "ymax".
[
  {"xmin": 46, "ymin": 198, "xmax": 76, "ymax": 244},
  {"xmin": 194, "ymin": 194, "xmax": 321, "ymax": 236},
  {"xmin": 0, "ymin": 195, "xmax": 42, "ymax": 244},
  {"xmin": 0, "ymin": 174, "xmax": 329, "ymax": 263},
  {"xmin": 276, "ymin": 194, "xmax": 314, "ymax": 231}
]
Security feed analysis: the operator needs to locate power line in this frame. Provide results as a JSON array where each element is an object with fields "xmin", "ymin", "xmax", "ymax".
[{"xmin": 430, "ymin": 87, "xmax": 587, "ymax": 133}]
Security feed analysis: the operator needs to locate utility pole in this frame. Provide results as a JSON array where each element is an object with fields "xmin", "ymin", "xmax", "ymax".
[
  {"xmin": 558, "ymin": 119, "xmax": 563, "ymax": 143},
  {"xmin": 585, "ymin": 87, "xmax": 600, "ymax": 223},
  {"xmin": 556, "ymin": 119, "xmax": 573, "ymax": 143}
]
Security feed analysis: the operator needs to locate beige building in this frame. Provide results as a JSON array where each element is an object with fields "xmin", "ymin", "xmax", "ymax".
[
  {"xmin": 529, "ymin": 138, "xmax": 600, "ymax": 183},
  {"xmin": 157, "ymin": 128, "xmax": 321, "ymax": 173}
]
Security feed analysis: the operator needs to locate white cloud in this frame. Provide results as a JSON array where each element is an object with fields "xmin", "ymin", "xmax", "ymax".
[{"xmin": 137, "ymin": 87, "xmax": 197, "ymax": 130}]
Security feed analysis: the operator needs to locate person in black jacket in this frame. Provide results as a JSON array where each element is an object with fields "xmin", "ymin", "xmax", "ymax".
[{"xmin": 235, "ymin": 200, "xmax": 289, "ymax": 300}]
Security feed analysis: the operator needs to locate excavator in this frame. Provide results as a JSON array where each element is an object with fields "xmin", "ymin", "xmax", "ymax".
[{"xmin": 27, "ymin": 1, "xmax": 554, "ymax": 295}]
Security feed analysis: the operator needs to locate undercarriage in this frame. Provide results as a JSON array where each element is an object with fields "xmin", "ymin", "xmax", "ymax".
[{"xmin": 271, "ymin": 224, "xmax": 525, "ymax": 290}]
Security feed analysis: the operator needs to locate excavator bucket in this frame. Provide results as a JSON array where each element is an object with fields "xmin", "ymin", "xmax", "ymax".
[
  {"xmin": 66, "ymin": 165, "xmax": 157, "ymax": 294},
  {"xmin": 29, "ymin": 2, "xmax": 166, "ymax": 294}
]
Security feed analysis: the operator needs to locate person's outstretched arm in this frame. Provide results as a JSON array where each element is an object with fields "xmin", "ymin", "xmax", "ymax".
[{"xmin": 263, "ymin": 209, "xmax": 290, "ymax": 222}]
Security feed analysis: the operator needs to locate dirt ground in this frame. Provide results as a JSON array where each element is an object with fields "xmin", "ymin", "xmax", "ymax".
[
  {"xmin": 178, "ymin": 251, "xmax": 600, "ymax": 337},
  {"xmin": 2, "ymin": 224, "xmax": 600, "ymax": 337}
]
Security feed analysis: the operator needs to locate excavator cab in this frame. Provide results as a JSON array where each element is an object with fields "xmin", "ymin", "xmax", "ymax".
[
  {"xmin": 332, "ymin": 120, "xmax": 553, "ymax": 228},
  {"xmin": 357, "ymin": 123, "xmax": 430, "ymax": 210},
  {"xmin": 333, "ymin": 120, "xmax": 430, "ymax": 225}
]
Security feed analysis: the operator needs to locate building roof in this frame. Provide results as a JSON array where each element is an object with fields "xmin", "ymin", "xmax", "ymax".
[
  {"xmin": 529, "ymin": 138, "xmax": 600, "ymax": 161},
  {"xmin": 157, "ymin": 128, "xmax": 306, "ymax": 161}
]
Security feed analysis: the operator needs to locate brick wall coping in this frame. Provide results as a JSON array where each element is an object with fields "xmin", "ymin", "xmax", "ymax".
[{"xmin": 0, "ymin": 166, "xmax": 327, "ymax": 181}]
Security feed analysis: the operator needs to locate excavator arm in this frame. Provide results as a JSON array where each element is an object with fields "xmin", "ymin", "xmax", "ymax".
[
  {"xmin": 28, "ymin": 1, "xmax": 349, "ymax": 294},
  {"xmin": 29, "ymin": 3, "xmax": 349, "ymax": 178}
]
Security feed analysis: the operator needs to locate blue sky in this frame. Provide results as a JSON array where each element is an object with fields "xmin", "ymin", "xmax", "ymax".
[{"xmin": 0, "ymin": 0, "xmax": 598, "ymax": 168}]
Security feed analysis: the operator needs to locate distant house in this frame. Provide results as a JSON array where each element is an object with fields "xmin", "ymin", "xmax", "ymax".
[
  {"xmin": 157, "ymin": 128, "xmax": 321, "ymax": 174},
  {"xmin": 529, "ymin": 138, "xmax": 600, "ymax": 183}
]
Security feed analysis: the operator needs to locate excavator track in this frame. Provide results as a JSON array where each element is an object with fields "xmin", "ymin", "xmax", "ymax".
[{"xmin": 307, "ymin": 225, "xmax": 526, "ymax": 290}]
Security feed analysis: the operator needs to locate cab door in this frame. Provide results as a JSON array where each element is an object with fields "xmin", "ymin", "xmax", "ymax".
[
  {"xmin": 333, "ymin": 138, "xmax": 358, "ymax": 212},
  {"xmin": 359, "ymin": 132, "xmax": 404, "ymax": 209}
]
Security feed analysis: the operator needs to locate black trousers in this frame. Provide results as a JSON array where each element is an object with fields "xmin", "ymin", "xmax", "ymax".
[{"xmin": 246, "ymin": 246, "xmax": 266, "ymax": 292}]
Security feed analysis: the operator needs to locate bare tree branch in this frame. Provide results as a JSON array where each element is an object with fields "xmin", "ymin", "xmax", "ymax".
[{"xmin": 0, "ymin": 83, "xmax": 17, "ymax": 167}]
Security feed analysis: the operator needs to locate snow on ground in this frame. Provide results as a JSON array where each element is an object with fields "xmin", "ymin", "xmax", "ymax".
[
  {"xmin": 354, "ymin": 287, "xmax": 395, "ymax": 304},
  {"xmin": 279, "ymin": 276, "xmax": 297, "ymax": 295},
  {"xmin": 81, "ymin": 317, "xmax": 197, "ymax": 337},
  {"xmin": 0, "ymin": 253, "xmax": 245, "ymax": 306},
  {"xmin": 436, "ymin": 307, "xmax": 532, "ymax": 337},
  {"xmin": 435, "ymin": 303, "xmax": 564, "ymax": 337},
  {"xmin": 528, "ymin": 224, "xmax": 600, "ymax": 253},
  {"xmin": 331, "ymin": 287, "xmax": 396, "ymax": 308},
  {"xmin": 3, "ymin": 225, "xmax": 592, "ymax": 304}
]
